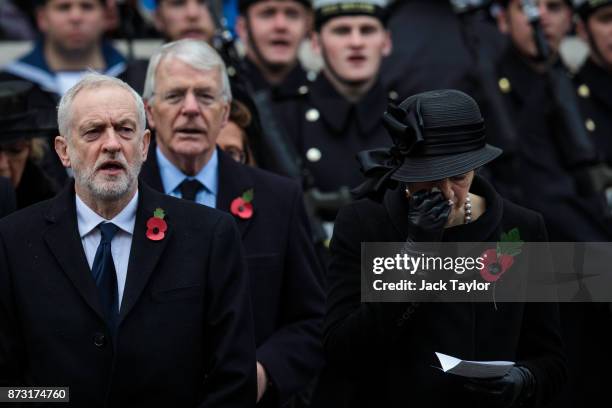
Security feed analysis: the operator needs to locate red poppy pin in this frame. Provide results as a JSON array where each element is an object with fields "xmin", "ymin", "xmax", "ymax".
[
  {"xmin": 230, "ymin": 189, "xmax": 254, "ymax": 220},
  {"xmin": 480, "ymin": 228, "xmax": 524, "ymax": 282},
  {"xmin": 146, "ymin": 208, "xmax": 168, "ymax": 241}
]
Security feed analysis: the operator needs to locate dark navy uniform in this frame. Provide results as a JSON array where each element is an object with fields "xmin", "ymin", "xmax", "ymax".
[
  {"xmin": 474, "ymin": 45, "xmax": 612, "ymax": 241},
  {"xmin": 473, "ymin": 45, "xmax": 550, "ymax": 205},
  {"xmin": 278, "ymin": 74, "xmax": 397, "ymax": 209},
  {"xmin": 483, "ymin": 47, "xmax": 612, "ymax": 408},
  {"xmin": 573, "ymin": 58, "xmax": 612, "ymax": 162}
]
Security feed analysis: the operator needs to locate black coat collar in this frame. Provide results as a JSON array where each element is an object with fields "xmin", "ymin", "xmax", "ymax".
[
  {"xmin": 383, "ymin": 175, "xmax": 504, "ymax": 242},
  {"xmin": 43, "ymin": 181, "xmax": 173, "ymax": 329},
  {"xmin": 140, "ymin": 142, "xmax": 255, "ymax": 237},
  {"xmin": 309, "ymin": 74, "xmax": 388, "ymax": 136},
  {"xmin": 43, "ymin": 182, "xmax": 103, "ymax": 320},
  {"xmin": 217, "ymin": 148, "xmax": 256, "ymax": 237},
  {"xmin": 16, "ymin": 160, "xmax": 57, "ymax": 209},
  {"xmin": 139, "ymin": 140, "xmax": 164, "ymax": 192},
  {"xmin": 243, "ymin": 57, "xmax": 309, "ymax": 99}
]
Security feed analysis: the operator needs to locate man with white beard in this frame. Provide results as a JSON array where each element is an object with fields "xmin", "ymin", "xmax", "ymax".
[{"xmin": 0, "ymin": 73, "xmax": 256, "ymax": 407}]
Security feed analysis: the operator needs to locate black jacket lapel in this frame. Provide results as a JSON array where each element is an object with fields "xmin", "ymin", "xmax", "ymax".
[
  {"xmin": 140, "ymin": 143, "xmax": 256, "ymax": 235},
  {"xmin": 43, "ymin": 183, "xmax": 105, "ymax": 321},
  {"xmin": 217, "ymin": 149, "xmax": 255, "ymax": 237},
  {"xmin": 383, "ymin": 185, "xmax": 411, "ymax": 240},
  {"xmin": 119, "ymin": 183, "xmax": 172, "ymax": 322},
  {"xmin": 139, "ymin": 140, "xmax": 165, "ymax": 192}
]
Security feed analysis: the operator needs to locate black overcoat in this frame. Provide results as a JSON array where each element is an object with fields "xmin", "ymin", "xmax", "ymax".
[
  {"xmin": 140, "ymin": 147, "xmax": 326, "ymax": 407},
  {"xmin": 0, "ymin": 177, "xmax": 16, "ymax": 218},
  {"xmin": 323, "ymin": 176, "xmax": 567, "ymax": 407},
  {"xmin": 0, "ymin": 182, "xmax": 257, "ymax": 407}
]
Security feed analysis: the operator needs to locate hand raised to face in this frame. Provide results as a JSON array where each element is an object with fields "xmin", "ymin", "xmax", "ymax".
[{"xmin": 406, "ymin": 189, "xmax": 452, "ymax": 242}]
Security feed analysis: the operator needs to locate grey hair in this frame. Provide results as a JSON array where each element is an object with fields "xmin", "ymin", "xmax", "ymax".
[
  {"xmin": 57, "ymin": 73, "xmax": 146, "ymax": 139},
  {"xmin": 142, "ymin": 39, "xmax": 232, "ymax": 104}
]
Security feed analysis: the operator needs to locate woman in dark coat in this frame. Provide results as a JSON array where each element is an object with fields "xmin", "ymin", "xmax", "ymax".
[
  {"xmin": 0, "ymin": 176, "xmax": 16, "ymax": 218},
  {"xmin": 0, "ymin": 81, "xmax": 58, "ymax": 209},
  {"xmin": 324, "ymin": 90, "xmax": 567, "ymax": 408}
]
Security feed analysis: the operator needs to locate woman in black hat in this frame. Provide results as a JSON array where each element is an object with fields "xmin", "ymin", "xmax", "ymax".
[
  {"xmin": 323, "ymin": 89, "xmax": 566, "ymax": 407},
  {"xmin": 0, "ymin": 81, "xmax": 58, "ymax": 209}
]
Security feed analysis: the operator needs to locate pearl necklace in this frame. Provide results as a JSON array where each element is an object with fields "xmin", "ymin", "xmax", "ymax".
[
  {"xmin": 464, "ymin": 194, "xmax": 472, "ymax": 224},
  {"xmin": 404, "ymin": 189, "xmax": 473, "ymax": 225}
]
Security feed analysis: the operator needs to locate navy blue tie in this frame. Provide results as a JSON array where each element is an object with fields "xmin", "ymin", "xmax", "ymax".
[
  {"xmin": 179, "ymin": 179, "xmax": 204, "ymax": 201},
  {"xmin": 92, "ymin": 222, "xmax": 120, "ymax": 333}
]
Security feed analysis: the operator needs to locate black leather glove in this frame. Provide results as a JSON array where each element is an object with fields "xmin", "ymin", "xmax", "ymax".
[
  {"xmin": 463, "ymin": 366, "xmax": 536, "ymax": 408},
  {"xmin": 406, "ymin": 189, "xmax": 452, "ymax": 242}
]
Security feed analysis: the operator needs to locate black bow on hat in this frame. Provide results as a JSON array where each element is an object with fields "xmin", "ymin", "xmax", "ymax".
[{"xmin": 353, "ymin": 89, "xmax": 502, "ymax": 200}]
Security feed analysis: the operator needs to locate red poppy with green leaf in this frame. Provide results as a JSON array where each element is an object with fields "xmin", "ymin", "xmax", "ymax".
[
  {"xmin": 146, "ymin": 208, "xmax": 168, "ymax": 241},
  {"xmin": 231, "ymin": 189, "xmax": 254, "ymax": 220},
  {"xmin": 480, "ymin": 228, "xmax": 524, "ymax": 282}
]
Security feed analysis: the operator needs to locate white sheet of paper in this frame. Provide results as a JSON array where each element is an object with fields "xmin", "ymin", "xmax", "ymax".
[{"xmin": 435, "ymin": 352, "xmax": 515, "ymax": 379}]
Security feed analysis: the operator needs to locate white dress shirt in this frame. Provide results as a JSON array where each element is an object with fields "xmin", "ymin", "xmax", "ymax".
[{"xmin": 76, "ymin": 192, "xmax": 138, "ymax": 310}]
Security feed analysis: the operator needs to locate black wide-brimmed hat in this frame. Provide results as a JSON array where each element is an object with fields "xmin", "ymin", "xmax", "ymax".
[
  {"xmin": 0, "ymin": 81, "xmax": 58, "ymax": 143},
  {"xmin": 353, "ymin": 89, "xmax": 502, "ymax": 198}
]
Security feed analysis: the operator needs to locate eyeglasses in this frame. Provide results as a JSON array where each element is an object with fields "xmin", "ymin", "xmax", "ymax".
[
  {"xmin": 157, "ymin": 88, "xmax": 223, "ymax": 108},
  {"xmin": 0, "ymin": 141, "xmax": 30, "ymax": 156},
  {"xmin": 223, "ymin": 146, "xmax": 247, "ymax": 164}
]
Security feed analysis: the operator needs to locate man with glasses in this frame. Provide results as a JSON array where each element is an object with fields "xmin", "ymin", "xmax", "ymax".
[{"xmin": 140, "ymin": 39, "xmax": 325, "ymax": 407}]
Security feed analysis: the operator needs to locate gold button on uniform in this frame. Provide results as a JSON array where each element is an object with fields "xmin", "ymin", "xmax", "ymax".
[
  {"xmin": 306, "ymin": 108, "xmax": 320, "ymax": 122},
  {"xmin": 298, "ymin": 85, "xmax": 309, "ymax": 95},
  {"xmin": 389, "ymin": 90, "xmax": 399, "ymax": 101},
  {"xmin": 306, "ymin": 147, "xmax": 322, "ymax": 162},
  {"xmin": 498, "ymin": 77, "xmax": 511, "ymax": 93},
  {"xmin": 578, "ymin": 84, "xmax": 590, "ymax": 98},
  {"xmin": 586, "ymin": 118, "xmax": 596, "ymax": 132}
]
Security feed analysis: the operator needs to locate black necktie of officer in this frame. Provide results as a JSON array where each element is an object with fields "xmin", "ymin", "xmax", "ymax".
[
  {"xmin": 91, "ymin": 222, "xmax": 120, "ymax": 333},
  {"xmin": 179, "ymin": 179, "xmax": 204, "ymax": 201}
]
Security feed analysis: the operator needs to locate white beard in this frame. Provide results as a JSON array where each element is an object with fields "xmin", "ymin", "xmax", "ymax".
[{"xmin": 71, "ymin": 150, "xmax": 143, "ymax": 202}]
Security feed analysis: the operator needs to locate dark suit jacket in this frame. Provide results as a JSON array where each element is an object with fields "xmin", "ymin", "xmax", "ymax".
[
  {"xmin": 323, "ymin": 176, "xmax": 567, "ymax": 407},
  {"xmin": 0, "ymin": 182, "xmax": 256, "ymax": 408},
  {"xmin": 0, "ymin": 177, "xmax": 16, "ymax": 218},
  {"xmin": 140, "ymin": 147, "xmax": 325, "ymax": 407}
]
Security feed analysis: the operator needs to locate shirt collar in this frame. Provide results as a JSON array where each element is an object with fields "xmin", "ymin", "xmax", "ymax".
[
  {"xmin": 156, "ymin": 146, "xmax": 218, "ymax": 196},
  {"xmin": 76, "ymin": 191, "xmax": 139, "ymax": 238}
]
